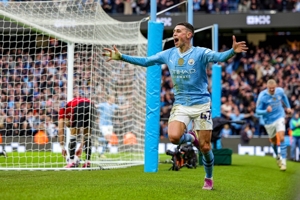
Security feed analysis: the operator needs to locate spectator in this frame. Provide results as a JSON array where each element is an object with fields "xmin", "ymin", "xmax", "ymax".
[
  {"xmin": 114, "ymin": 0, "xmax": 124, "ymax": 13},
  {"xmin": 21, "ymin": 110, "xmax": 39, "ymax": 136},
  {"xmin": 102, "ymin": 0, "xmax": 113, "ymax": 13},
  {"xmin": 238, "ymin": 0, "xmax": 250, "ymax": 12},
  {"xmin": 221, "ymin": 96, "xmax": 234, "ymax": 117},
  {"xmin": 137, "ymin": 0, "xmax": 149, "ymax": 14},
  {"xmin": 289, "ymin": 111, "xmax": 300, "ymax": 161},
  {"xmin": 1, "ymin": 116, "xmax": 19, "ymax": 136},
  {"xmin": 214, "ymin": 0, "xmax": 223, "ymax": 13},
  {"xmin": 220, "ymin": 124, "xmax": 232, "ymax": 138},
  {"xmin": 158, "ymin": 0, "xmax": 169, "ymax": 12},
  {"xmin": 206, "ymin": 0, "xmax": 215, "ymax": 13},
  {"xmin": 222, "ymin": 107, "xmax": 253, "ymax": 135},
  {"xmin": 250, "ymin": 0, "xmax": 259, "ymax": 11},
  {"xmin": 43, "ymin": 115, "xmax": 58, "ymax": 138},
  {"xmin": 286, "ymin": 0, "xmax": 296, "ymax": 12},
  {"xmin": 199, "ymin": 0, "xmax": 208, "ymax": 12},
  {"xmin": 240, "ymin": 124, "xmax": 253, "ymax": 144},
  {"xmin": 261, "ymin": 59, "xmax": 275, "ymax": 78},
  {"xmin": 295, "ymin": 0, "xmax": 300, "ymax": 12},
  {"xmin": 193, "ymin": 0, "xmax": 201, "ymax": 12},
  {"xmin": 274, "ymin": 0, "xmax": 284, "ymax": 12}
]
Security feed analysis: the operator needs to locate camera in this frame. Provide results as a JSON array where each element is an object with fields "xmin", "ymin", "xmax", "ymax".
[{"xmin": 166, "ymin": 144, "xmax": 198, "ymax": 171}]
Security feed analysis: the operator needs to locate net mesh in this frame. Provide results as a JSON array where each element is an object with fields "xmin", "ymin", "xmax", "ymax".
[{"xmin": 0, "ymin": 1, "xmax": 147, "ymax": 170}]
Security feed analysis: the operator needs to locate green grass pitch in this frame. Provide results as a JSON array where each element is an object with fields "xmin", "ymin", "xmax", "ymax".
[{"xmin": 1, "ymin": 154, "xmax": 300, "ymax": 200}]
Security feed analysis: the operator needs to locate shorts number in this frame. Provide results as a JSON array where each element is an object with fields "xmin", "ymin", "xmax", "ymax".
[{"xmin": 200, "ymin": 111, "xmax": 211, "ymax": 120}]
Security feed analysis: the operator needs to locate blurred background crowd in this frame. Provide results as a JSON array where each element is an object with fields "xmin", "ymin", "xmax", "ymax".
[
  {"xmin": 0, "ymin": 43, "xmax": 68, "ymax": 137},
  {"xmin": 100, "ymin": 0, "xmax": 300, "ymax": 15}
]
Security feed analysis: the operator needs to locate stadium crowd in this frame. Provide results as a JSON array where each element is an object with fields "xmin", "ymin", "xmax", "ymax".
[
  {"xmin": 0, "ymin": 39, "xmax": 141, "ymax": 139},
  {"xmin": 0, "ymin": 43, "xmax": 68, "ymax": 137},
  {"xmin": 1, "ymin": 0, "xmax": 300, "ymax": 14},
  {"xmin": 100, "ymin": 0, "xmax": 300, "ymax": 15}
]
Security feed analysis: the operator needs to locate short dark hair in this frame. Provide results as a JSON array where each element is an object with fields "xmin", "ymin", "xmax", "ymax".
[{"xmin": 176, "ymin": 22, "xmax": 194, "ymax": 37}]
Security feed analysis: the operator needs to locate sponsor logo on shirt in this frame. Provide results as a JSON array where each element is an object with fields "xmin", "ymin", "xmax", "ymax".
[{"xmin": 169, "ymin": 69, "xmax": 196, "ymax": 79}]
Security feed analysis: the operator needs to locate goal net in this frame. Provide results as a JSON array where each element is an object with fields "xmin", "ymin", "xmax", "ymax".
[{"xmin": 0, "ymin": 0, "xmax": 147, "ymax": 170}]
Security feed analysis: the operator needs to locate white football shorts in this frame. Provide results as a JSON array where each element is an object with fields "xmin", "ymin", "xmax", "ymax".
[
  {"xmin": 100, "ymin": 125, "xmax": 113, "ymax": 136},
  {"xmin": 264, "ymin": 117, "xmax": 285, "ymax": 138},
  {"xmin": 168, "ymin": 102, "xmax": 213, "ymax": 130}
]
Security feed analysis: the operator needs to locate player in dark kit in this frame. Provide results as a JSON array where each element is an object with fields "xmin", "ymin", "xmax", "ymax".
[{"xmin": 58, "ymin": 96, "xmax": 97, "ymax": 168}]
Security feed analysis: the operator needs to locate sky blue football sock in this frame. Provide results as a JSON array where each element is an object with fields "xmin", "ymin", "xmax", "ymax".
[
  {"xmin": 280, "ymin": 141, "xmax": 287, "ymax": 159},
  {"xmin": 179, "ymin": 133, "xmax": 193, "ymax": 145},
  {"xmin": 202, "ymin": 150, "xmax": 214, "ymax": 179}
]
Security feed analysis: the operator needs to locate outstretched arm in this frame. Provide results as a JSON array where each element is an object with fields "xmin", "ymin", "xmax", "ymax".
[
  {"xmin": 204, "ymin": 35, "xmax": 248, "ymax": 63},
  {"xmin": 221, "ymin": 110, "xmax": 231, "ymax": 119},
  {"xmin": 243, "ymin": 112, "xmax": 254, "ymax": 118},
  {"xmin": 102, "ymin": 45, "xmax": 165, "ymax": 67}
]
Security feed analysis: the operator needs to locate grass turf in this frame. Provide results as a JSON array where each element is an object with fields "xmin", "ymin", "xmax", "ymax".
[{"xmin": 1, "ymin": 154, "xmax": 300, "ymax": 200}]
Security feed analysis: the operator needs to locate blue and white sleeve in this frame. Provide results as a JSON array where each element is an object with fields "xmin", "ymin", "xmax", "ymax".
[
  {"xmin": 256, "ymin": 94, "xmax": 267, "ymax": 115},
  {"xmin": 203, "ymin": 48, "xmax": 236, "ymax": 63},
  {"xmin": 279, "ymin": 89, "xmax": 291, "ymax": 108},
  {"xmin": 121, "ymin": 53, "xmax": 165, "ymax": 67}
]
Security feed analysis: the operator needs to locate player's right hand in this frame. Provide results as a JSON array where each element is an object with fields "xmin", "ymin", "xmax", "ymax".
[
  {"xmin": 102, "ymin": 45, "xmax": 122, "ymax": 61},
  {"xmin": 286, "ymin": 108, "xmax": 292, "ymax": 114},
  {"xmin": 266, "ymin": 106, "xmax": 272, "ymax": 112}
]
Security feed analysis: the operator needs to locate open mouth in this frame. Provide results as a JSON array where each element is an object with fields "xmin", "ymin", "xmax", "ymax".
[{"xmin": 174, "ymin": 38, "xmax": 179, "ymax": 45}]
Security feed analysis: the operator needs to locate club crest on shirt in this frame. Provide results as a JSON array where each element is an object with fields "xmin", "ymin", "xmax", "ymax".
[{"xmin": 188, "ymin": 59, "xmax": 195, "ymax": 65}]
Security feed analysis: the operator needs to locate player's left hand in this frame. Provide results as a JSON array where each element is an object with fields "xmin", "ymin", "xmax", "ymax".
[
  {"xmin": 232, "ymin": 35, "xmax": 248, "ymax": 53},
  {"xmin": 286, "ymin": 108, "xmax": 293, "ymax": 114}
]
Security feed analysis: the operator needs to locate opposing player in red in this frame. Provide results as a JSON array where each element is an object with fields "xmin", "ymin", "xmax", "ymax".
[{"xmin": 58, "ymin": 93, "xmax": 97, "ymax": 168}]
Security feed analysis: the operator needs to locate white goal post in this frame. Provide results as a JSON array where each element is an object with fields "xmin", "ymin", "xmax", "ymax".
[{"xmin": 0, "ymin": 1, "xmax": 148, "ymax": 170}]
